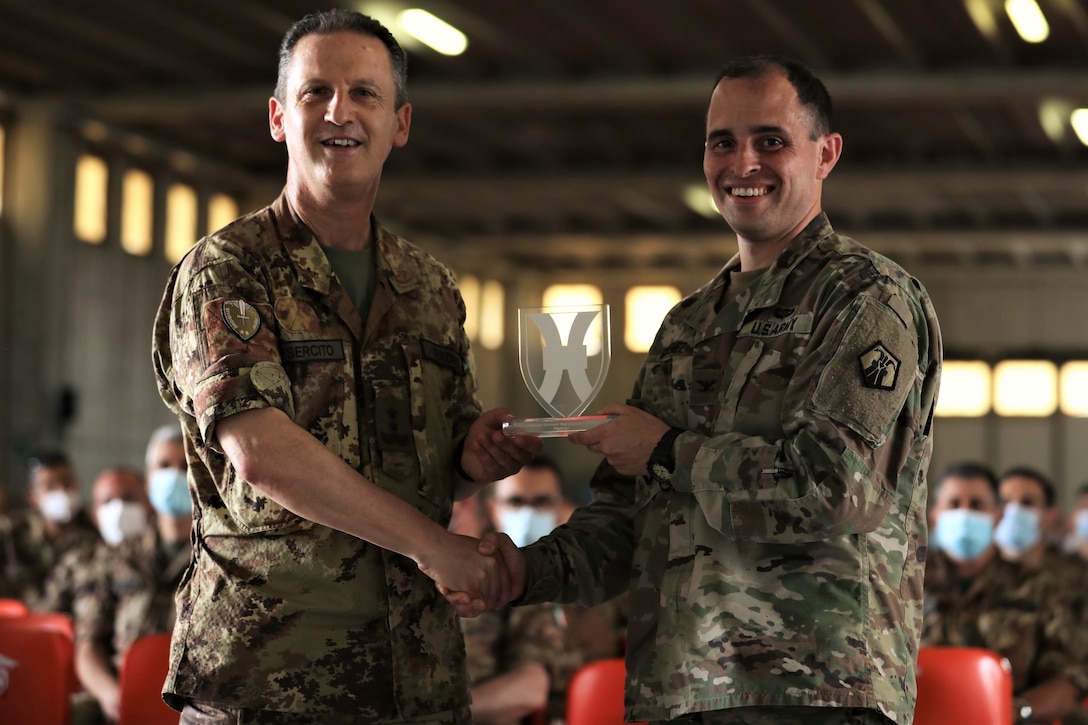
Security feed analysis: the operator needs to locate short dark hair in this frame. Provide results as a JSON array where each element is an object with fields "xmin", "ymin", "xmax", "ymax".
[
  {"xmin": 931, "ymin": 461, "xmax": 998, "ymax": 502},
  {"xmin": 712, "ymin": 55, "xmax": 833, "ymax": 139},
  {"xmin": 1000, "ymin": 465, "xmax": 1056, "ymax": 507},
  {"xmin": 28, "ymin": 450, "xmax": 70, "ymax": 472},
  {"xmin": 275, "ymin": 9, "xmax": 408, "ymax": 108}
]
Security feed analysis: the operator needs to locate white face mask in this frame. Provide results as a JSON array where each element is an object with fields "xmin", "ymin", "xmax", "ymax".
[
  {"xmin": 96, "ymin": 499, "xmax": 148, "ymax": 546},
  {"xmin": 38, "ymin": 490, "xmax": 83, "ymax": 524},
  {"xmin": 498, "ymin": 507, "xmax": 558, "ymax": 548}
]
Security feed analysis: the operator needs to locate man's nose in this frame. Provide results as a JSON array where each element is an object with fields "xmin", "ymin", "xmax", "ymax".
[{"xmin": 325, "ymin": 91, "xmax": 350, "ymax": 125}]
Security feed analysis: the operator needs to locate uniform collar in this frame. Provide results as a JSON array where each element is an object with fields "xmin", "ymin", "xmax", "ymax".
[{"xmin": 270, "ymin": 191, "xmax": 419, "ymax": 296}]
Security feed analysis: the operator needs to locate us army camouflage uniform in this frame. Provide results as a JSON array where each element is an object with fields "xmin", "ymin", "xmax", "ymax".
[
  {"xmin": 152, "ymin": 192, "xmax": 481, "ymax": 720},
  {"xmin": 520, "ymin": 215, "xmax": 942, "ymax": 724},
  {"xmin": 0, "ymin": 508, "xmax": 100, "ymax": 606},
  {"xmin": 461, "ymin": 603, "xmax": 567, "ymax": 720},
  {"xmin": 923, "ymin": 549, "xmax": 1088, "ymax": 716},
  {"xmin": 72, "ymin": 526, "xmax": 191, "ymax": 669}
]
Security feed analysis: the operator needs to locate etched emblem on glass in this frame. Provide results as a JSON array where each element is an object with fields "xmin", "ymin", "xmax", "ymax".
[{"xmin": 502, "ymin": 304, "xmax": 615, "ymax": 437}]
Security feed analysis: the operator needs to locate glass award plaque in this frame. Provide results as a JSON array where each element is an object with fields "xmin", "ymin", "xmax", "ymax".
[{"xmin": 502, "ymin": 304, "xmax": 615, "ymax": 438}]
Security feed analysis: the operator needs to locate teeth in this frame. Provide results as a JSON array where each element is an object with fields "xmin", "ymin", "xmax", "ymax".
[
  {"xmin": 325, "ymin": 139, "xmax": 359, "ymax": 147},
  {"xmin": 731, "ymin": 187, "xmax": 767, "ymax": 197}
]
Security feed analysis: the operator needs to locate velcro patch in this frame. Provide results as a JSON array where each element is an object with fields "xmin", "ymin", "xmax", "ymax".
[
  {"xmin": 420, "ymin": 339, "xmax": 467, "ymax": 375},
  {"xmin": 858, "ymin": 342, "xmax": 900, "ymax": 390},
  {"xmin": 222, "ymin": 299, "xmax": 260, "ymax": 341}
]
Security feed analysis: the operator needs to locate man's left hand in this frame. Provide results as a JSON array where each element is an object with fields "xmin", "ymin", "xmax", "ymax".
[
  {"xmin": 567, "ymin": 402, "xmax": 670, "ymax": 476},
  {"xmin": 460, "ymin": 408, "xmax": 543, "ymax": 484}
]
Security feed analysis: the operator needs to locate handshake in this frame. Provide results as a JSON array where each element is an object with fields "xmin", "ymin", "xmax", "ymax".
[{"xmin": 419, "ymin": 530, "xmax": 527, "ymax": 617}]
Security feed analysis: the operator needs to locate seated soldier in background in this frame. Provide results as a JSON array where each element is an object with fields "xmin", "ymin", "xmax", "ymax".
[
  {"xmin": 1065, "ymin": 482, "xmax": 1088, "ymax": 562},
  {"xmin": 37, "ymin": 466, "xmax": 150, "ymax": 615},
  {"xmin": 0, "ymin": 450, "xmax": 100, "ymax": 606},
  {"xmin": 485, "ymin": 457, "xmax": 627, "ymax": 724},
  {"xmin": 923, "ymin": 461, "xmax": 1088, "ymax": 724},
  {"xmin": 452, "ymin": 485, "xmax": 566, "ymax": 725},
  {"xmin": 72, "ymin": 425, "xmax": 193, "ymax": 723}
]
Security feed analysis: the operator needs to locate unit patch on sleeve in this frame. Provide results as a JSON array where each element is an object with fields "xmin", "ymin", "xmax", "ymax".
[
  {"xmin": 222, "ymin": 299, "xmax": 261, "ymax": 341},
  {"xmin": 858, "ymin": 341, "xmax": 900, "ymax": 390}
]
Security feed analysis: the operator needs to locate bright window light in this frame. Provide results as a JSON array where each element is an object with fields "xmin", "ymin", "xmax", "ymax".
[
  {"xmin": 397, "ymin": 9, "xmax": 467, "ymax": 56},
  {"xmin": 1005, "ymin": 0, "xmax": 1049, "ymax": 43},
  {"xmin": 935, "ymin": 361, "xmax": 992, "ymax": 417},
  {"xmin": 1060, "ymin": 362, "xmax": 1088, "ymax": 416},
  {"xmin": 165, "ymin": 183, "xmax": 197, "ymax": 264},
  {"xmin": 0, "ymin": 125, "xmax": 5, "ymax": 217},
  {"xmin": 625, "ymin": 286, "xmax": 681, "ymax": 352},
  {"xmin": 121, "ymin": 168, "xmax": 153, "ymax": 256},
  {"xmin": 994, "ymin": 360, "xmax": 1057, "ymax": 416},
  {"xmin": 458, "ymin": 273, "xmax": 480, "ymax": 342},
  {"xmin": 207, "ymin": 193, "xmax": 239, "ymax": 235},
  {"xmin": 1071, "ymin": 109, "xmax": 1088, "ymax": 147},
  {"xmin": 479, "ymin": 280, "xmax": 505, "ymax": 351},
  {"xmin": 74, "ymin": 154, "xmax": 109, "ymax": 245},
  {"xmin": 542, "ymin": 284, "xmax": 605, "ymax": 356}
]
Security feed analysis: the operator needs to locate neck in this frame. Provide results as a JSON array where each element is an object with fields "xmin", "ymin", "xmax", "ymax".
[
  {"xmin": 157, "ymin": 514, "xmax": 192, "ymax": 545},
  {"xmin": 1003, "ymin": 542, "xmax": 1047, "ymax": 569},
  {"xmin": 287, "ymin": 176, "xmax": 378, "ymax": 251}
]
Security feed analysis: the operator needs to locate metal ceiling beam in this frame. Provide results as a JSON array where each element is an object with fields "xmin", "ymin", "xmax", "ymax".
[{"xmin": 61, "ymin": 69, "xmax": 1088, "ymax": 122}]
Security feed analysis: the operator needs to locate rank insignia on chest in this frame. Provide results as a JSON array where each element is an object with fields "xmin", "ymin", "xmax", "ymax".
[
  {"xmin": 858, "ymin": 341, "xmax": 900, "ymax": 390},
  {"xmin": 222, "ymin": 299, "xmax": 261, "ymax": 341}
]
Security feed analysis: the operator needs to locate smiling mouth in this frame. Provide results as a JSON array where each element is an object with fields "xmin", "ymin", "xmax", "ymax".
[
  {"xmin": 322, "ymin": 139, "xmax": 360, "ymax": 147},
  {"xmin": 729, "ymin": 187, "xmax": 768, "ymax": 197}
]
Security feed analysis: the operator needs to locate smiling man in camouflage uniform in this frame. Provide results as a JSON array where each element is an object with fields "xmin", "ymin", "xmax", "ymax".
[
  {"xmin": 152, "ymin": 9, "xmax": 539, "ymax": 724},
  {"xmin": 458, "ymin": 56, "xmax": 942, "ymax": 725}
]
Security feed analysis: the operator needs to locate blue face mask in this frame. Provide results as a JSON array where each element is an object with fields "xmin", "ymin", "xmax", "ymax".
[
  {"xmin": 148, "ymin": 468, "xmax": 192, "ymax": 517},
  {"xmin": 1075, "ymin": 510, "xmax": 1088, "ymax": 542},
  {"xmin": 934, "ymin": 509, "xmax": 994, "ymax": 562},
  {"xmin": 993, "ymin": 502, "xmax": 1041, "ymax": 556},
  {"xmin": 498, "ymin": 507, "xmax": 557, "ymax": 548}
]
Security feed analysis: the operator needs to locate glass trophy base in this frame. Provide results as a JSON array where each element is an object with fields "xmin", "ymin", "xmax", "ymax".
[{"xmin": 502, "ymin": 415, "xmax": 616, "ymax": 438}]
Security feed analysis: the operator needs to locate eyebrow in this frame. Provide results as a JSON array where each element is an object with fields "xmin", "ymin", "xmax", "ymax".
[{"xmin": 707, "ymin": 124, "xmax": 787, "ymax": 142}]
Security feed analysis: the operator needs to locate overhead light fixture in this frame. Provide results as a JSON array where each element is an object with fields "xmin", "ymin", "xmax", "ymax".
[
  {"xmin": 993, "ymin": 360, "xmax": 1057, "ymax": 416},
  {"xmin": 935, "ymin": 361, "xmax": 992, "ymax": 417},
  {"xmin": 683, "ymin": 184, "xmax": 720, "ymax": 219},
  {"xmin": 1071, "ymin": 108, "xmax": 1088, "ymax": 146},
  {"xmin": 1037, "ymin": 98, "xmax": 1070, "ymax": 144},
  {"xmin": 1005, "ymin": 0, "xmax": 1049, "ymax": 43},
  {"xmin": 397, "ymin": 8, "xmax": 467, "ymax": 56}
]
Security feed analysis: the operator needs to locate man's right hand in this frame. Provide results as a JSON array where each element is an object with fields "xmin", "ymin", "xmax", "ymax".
[{"xmin": 441, "ymin": 531, "xmax": 527, "ymax": 617}]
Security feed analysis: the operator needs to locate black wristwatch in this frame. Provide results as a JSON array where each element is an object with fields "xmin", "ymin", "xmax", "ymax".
[{"xmin": 647, "ymin": 427, "xmax": 683, "ymax": 486}]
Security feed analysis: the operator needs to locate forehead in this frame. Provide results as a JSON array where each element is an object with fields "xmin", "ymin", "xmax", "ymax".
[
  {"xmin": 999, "ymin": 474, "xmax": 1045, "ymax": 501},
  {"xmin": 706, "ymin": 71, "xmax": 809, "ymax": 131},
  {"xmin": 495, "ymin": 468, "xmax": 561, "ymax": 497},
  {"xmin": 286, "ymin": 31, "xmax": 395, "ymax": 85},
  {"xmin": 93, "ymin": 471, "xmax": 143, "ymax": 498},
  {"xmin": 32, "ymin": 464, "xmax": 76, "ymax": 488},
  {"xmin": 934, "ymin": 475, "xmax": 996, "ymax": 507}
]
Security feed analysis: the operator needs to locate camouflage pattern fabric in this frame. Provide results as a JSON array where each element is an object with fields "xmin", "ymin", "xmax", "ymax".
[
  {"xmin": 152, "ymin": 191, "xmax": 482, "ymax": 718},
  {"xmin": 37, "ymin": 537, "xmax": 111, "ymax": 615},
  {"xmin": 72, "ymin": 526, "xmax": 191, "ymax": 669},
  {"xmin": 547, "ymin": 597, "xmax": 628, "ymax": 722},
  {"xmin": 520, "ymin": 214, "xmax": 941, "ymax": 723},
  {"xmin": 923, "ymin": 548, "xmax": 1088, "ymax": 697},
  {"xmin": 0, "ymin": 508, "xmax": 100, "ymax": 606},
  {"xmin": 461, "ymin": 603, "xmax": 566, "ymax": 688}
]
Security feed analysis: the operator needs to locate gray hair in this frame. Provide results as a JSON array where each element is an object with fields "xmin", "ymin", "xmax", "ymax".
[{"xmin": 146, "ymin": 424, "xmax": 184, "ymax": 470}]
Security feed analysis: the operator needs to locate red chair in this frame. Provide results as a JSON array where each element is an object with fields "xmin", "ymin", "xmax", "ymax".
[
  {"xmin": 0, "ymin": 613, "xmax": 76, "ymax": 725},
  {"xmin": 118, "ymin": 631, "xmax": 176, "ymax": 725},
  {"xmin": 0, "ymin": 599, "xmax": 29, "ymax": 618},
  {"xmin": 566, "ymin": 657, "xmax": 647, "ymax": 725},
  {"xmin": 915, "ymin": 646, "xmax": 1013, "ymax": 725}
]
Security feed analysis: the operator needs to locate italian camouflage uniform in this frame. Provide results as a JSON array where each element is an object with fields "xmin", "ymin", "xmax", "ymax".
[
  {"xmin": 923, "ymin": 548, "xmax": 1088, "ymax": 721},
  {"xmin": 546, "ymin": 597, "xmax": 629, "ymax": 723},
  {"xmin": 152, "ymin": 191, "xmax": 481, "ymax": 721},
  {"xmin": 0, "ymin": 508, "xmax": 100, "ymax": 607},
  {"xmin": 461, "ymin": 603, "xmax": 567, "ymax": 722},
  {"xmin": 520, "ymin": 215, "xmax": 942, "ymax": 723},
  {"xmin": 71, "ymin": 526, "xmax": 191, "ymax": 668}
]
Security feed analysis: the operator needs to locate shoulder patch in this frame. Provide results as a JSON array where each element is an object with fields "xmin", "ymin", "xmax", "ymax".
[
  {"xmin": 858, "ymin": 342, "xmax": 900, "ymax": 390},
  {"xmin": 222, "ymin": 299, "xmax": 261, "ymax": 341}
]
